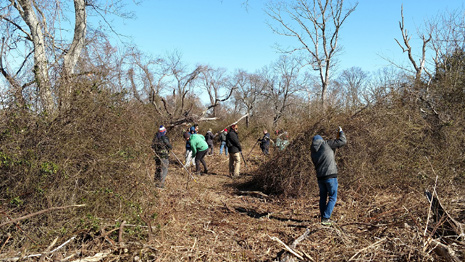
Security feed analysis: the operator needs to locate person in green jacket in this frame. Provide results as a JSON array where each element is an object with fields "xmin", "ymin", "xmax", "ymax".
[{"xmin": 189, "ymin": 133, "xmax": 209, "ymax": 174}]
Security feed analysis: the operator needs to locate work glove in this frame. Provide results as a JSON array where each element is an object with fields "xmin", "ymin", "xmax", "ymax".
[{"xmin": 338, "ymin": 126, "xmax": 343, "ymax": 132}]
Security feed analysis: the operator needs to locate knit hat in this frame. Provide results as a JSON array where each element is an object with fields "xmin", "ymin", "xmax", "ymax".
[
  {"xmin": 190, "ymin": 126, "xmax": 196, "ymax": 132},
  {"xmin": 224, "ymin": 129, "xmax": 227, "ymax": 132},
  {"xmin": 159, "ymin": 125, "xmax": 166, "ymax": 132},
  {"xmin": 313, "ymin": 135, "xmax": 323, "ymax": 141}
]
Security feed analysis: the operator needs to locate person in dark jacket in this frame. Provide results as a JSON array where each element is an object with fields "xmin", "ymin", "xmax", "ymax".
[
  {"xmin": 311, "ymin": 126, "xmax": 346, "ymax": 225},
  {"xmin": 258, "ymin": 129, "xmax": 271, "ymax": 155},
  {"xmin": 226, "ymin": 124, "xmax": 242, "ymax": 177},
  {"xmin": 151, "ymin": 125, "xmax": 173, "ymax": 188},
  {"xmin": 205, "ymin": 128, "xmax": 217, "ymax": 155},
  {"xmin": 219, "ymin": 129, "xmax": 228, "ymax": 156}
]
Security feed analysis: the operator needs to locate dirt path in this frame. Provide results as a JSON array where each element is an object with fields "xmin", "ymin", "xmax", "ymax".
[
  {"xmin": 132, "ymin": 148, "xmax": 462, "ymax": 261},
  {"xmin": 149, "ymin": 150, "xmax": 322, "ymax": 261}
]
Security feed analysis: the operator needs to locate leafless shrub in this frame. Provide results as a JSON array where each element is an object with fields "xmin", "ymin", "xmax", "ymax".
[
  {"xmin": 253, "ymin": 84, "xmax": 465, "ymax": 199},
  {"xmin": 0, "ymin": 84, "xmax": 159, "ymax": 249}
]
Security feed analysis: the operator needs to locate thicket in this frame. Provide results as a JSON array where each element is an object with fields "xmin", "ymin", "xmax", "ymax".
[
  {"xmin": 1, "ymin": 51, "xmax": 464, "ymax": 260},
  {"xmin": 252, "ymin": 81, "xmax": 465, "ymax": 198},
  {"xmin": 0, "ymin": 87, "xmax": 162, "ymax": 249}
]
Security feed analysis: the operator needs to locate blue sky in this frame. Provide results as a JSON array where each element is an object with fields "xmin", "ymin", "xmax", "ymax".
[{"xmin": 115, "ymin": 0, "xmax": 464, "ymax": 75}]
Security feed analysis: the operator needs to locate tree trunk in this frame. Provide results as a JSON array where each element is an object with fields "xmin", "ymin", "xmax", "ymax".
[
  {"xmin": 61, "ymin": 0, "xmax": 87, "ymax": 111},
  {"xmin": 16, "ymin": 0, "xmax": 54, "ymax": 113}
]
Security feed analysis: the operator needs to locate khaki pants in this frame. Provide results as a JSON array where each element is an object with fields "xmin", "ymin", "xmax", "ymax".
[{"xmin": 229, "ymin": 152, "xmax": 241, "ymax": 176}]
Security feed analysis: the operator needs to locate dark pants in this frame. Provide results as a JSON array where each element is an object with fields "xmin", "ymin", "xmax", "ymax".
[
  {"xmin": 195, "ymin": 149, "xmax": 208, "ymax": 173},
  {"xmin": 155, "ymin": 157, "xmax": 169, "ymax": 187},
  {"xmin": 260, "ymin": 144, "xmax": 270, "ymax": 155},
  {"xmin": 207, "ymin": 142, "xmax": 214, "ymax": 155}
]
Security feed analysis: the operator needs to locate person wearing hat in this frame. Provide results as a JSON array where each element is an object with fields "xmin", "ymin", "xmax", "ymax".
[
  {"xmin": 310, "ymin": 126, "xmax": 346, "ymax": 225},
  {"xmin": 189, "ymin": 132, "xmax": 209, "ymax": 174},
  {"xmin": 226, "ymin": 124, "xmax": 242, "ymax": 177},
  {"xmin": 151, "ymin": 125, "xmax": 172, "ymax": 188},
  {"xmin": 205, "ymin": 128, "xmax": 217, "ymax": 155},
  {"xmin": 219, "ymin": 129, "xmax": 228, "ymax": 156}
]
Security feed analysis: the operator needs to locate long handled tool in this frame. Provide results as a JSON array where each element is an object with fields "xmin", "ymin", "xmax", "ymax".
[
  {"xmin": 246, "ymin": 139, "xmax": 260, "ymax": 159},
  {"xmin": 171, "ymin": 151, "xmax": 197, "ymax": 184},
  {"xmin": 151, "ymin": 148, "xmax": 169, "ymax": 169},
  {"xmin": 240, "ymin": 151, "xmax": 248, "ymax": 169}
]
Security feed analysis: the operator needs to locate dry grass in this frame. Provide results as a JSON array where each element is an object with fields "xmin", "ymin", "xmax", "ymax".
[
  {"xmin": 1, "ymin": 142, "xmax": 463, "ymax": 261},
  {"xmin": 1, "ymin": 84, "xmax": 464, "ymax": 261}
]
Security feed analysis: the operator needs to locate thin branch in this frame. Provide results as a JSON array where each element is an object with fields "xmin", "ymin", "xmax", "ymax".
[
  {"xmin": 0, "ymin": 204, "xmax": 86, "ymax": 228},
  {"xmin": 348, "ymin": 238, "xmax": 387, "ymax": 261},
  {"xmin": 269, "ymin": 235, "xmax": 304, "ymax": 261},
  {"xmin": 0, "ymin": 15, "xmax": 33, "ymax": 41}
]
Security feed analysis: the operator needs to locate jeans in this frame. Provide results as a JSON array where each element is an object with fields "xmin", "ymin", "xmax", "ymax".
[
  {"xmin": 219, "ymin": 141, "xmax": 228, "ymax": 155},
  {"xmin": 155, "ymin": 158, "xmax": 169, "ymax": 187},
  {"xmin": 318, "ymin": 177, "xmax": 338, "ymax": 219}
]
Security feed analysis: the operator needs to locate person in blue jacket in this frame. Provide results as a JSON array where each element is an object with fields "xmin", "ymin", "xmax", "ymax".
[
  {"xmin": 311, "ymin": 126, "xmax": 347, "ymax": 225},
  {"xmin": 258, "ymin": 129, "xmax": 271, "ymax": 155}
]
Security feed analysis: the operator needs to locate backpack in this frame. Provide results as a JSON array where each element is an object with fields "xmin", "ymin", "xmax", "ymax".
[
  {"xmin": 152, "ymin": 134, "xmax": 169, "ymax": 157},
  {"xmin": 220, "ymin": 132, "xmax": 227, "ymax": 142}
]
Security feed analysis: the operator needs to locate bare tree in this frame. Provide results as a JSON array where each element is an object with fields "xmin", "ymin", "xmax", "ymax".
[
  {"xmin": 199, "ymin": 66, "xmax": 235, "ymax": 117},
  {"xmin": 264, "ymin": 55, "xmax": 303, "ymax": 128},
  {"xmin": 337, "ymin": 66, "xmax": 368, "ymax": 111},
  {"xmin": 395, "ymin": 6, "xmax": 465, "ymax": 123},
  {"xmin": 0, "ymin": 36, "xmax": 29, "ymax": 108},
  {"xmin": 0, "ymin": 0, "xmax": 135, "ymax": 115},
  {"xmin": 132, "ymin": 51, "xmax": 213, "ymax": 128},
  {"xmin": 365, "ymin": 67, "xmax": 405, "ymax": 105},
  {"xmin": 266, "ymin": 0, "xmax": 358, "ymax": 107},
  {"xmin": 125, "ymin": 47, "xmax": 165, "ymax": 113},
  {"xmin": 2, "ymin": 0, "xmax": 54, "ymax": 112},
  {"xmin": 232, "ymin": 70, "xmax": 267, "ymax": 127},
  {"xmin": 164, "ymin": 52, "xmax": 204, "ymax": 119},
  {"xmin": 395, "ymin": 5, "xmax": 432, "ymax": 83},
  {"xmin": 428, "ymin": 8, "xmax": 465, "ymax": 90},
  {"xmin": 123, "ymin": 50, "xmax": 229, "ymax": 128}
]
